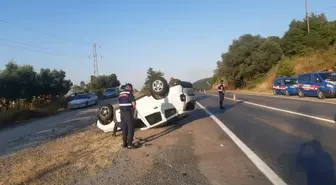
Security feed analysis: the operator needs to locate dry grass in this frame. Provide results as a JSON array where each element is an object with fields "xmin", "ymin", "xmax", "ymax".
[
  {"xmin": 293, "ymin": 47, "xmax": 336, "ymax": 74},
  {"xmin": 211, "ymin": 47, "xmax": 336, "ymax": 93},
  {"xmin": 0, "ymin": 127, "xmax": 121, "ymax": 185},
  {"xmin": 252, "ymin": 47, "xmax": 336, "ymax": 93}
]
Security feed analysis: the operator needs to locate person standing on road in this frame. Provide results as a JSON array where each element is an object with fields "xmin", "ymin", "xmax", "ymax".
[
  {"xmin": 118, "ymin": 83, "xmax": 137, "ymax": 149},
  {"xmin": 218, "ymin": 80, "xmax": 226, "ymax": 109}
]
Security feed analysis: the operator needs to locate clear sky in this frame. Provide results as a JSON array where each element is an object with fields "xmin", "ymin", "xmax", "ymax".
[{"xmin": 1, "ymin": 0, "xmax": 335, "ymax": 89}]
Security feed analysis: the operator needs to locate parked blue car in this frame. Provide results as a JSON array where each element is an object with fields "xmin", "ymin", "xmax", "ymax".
[
  {"xmin": 103, "ymin": 88, "xmax": 119, "ymax": 99},
  {"xmin": 272, "ymin": 77, "xmax": 298, "ymax": 96},
  {"xmin": 296, "ymin": 71, "xmax": 336, "ymax": 99}
]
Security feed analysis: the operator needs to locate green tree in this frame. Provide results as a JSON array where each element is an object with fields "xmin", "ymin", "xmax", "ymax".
[
  {"xmin": 214, "ymin": 34, "xmax": 283, "ymax": 88},
  {"xmin": 276, "ymin": 58, "xmax": 295, "ymax": 77},
  {"xmin": 281, "ymin": 13, "xmax": 336, "ymax": 56},
  {"xmin": 0, "ymin": 60, "xmax": 72, "ymax": 101},
  {"xmin": 142, "ymin": 67, "xmax": 164, "ymax": 92},
  {"xmin": 89, "ymin": 74, "xmax": 120, "ymax": 90}
]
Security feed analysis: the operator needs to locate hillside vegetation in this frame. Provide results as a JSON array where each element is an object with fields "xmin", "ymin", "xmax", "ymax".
[
  {"xmin": 193, "ymin": 77, "xmax": 211, "ymax": 90},
  {"xmin": 211, "ymin": 13, "xmax": 336, "ymax": 91}
]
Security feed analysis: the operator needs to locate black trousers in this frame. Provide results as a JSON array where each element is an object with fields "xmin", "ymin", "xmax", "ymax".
[
  {"xmin": 219, "ymin": 92, "xmax": 224, "ymax": 107},
  {"xmin": 120, "ymin": 109, "xmax": 135, "ymax": 145}
]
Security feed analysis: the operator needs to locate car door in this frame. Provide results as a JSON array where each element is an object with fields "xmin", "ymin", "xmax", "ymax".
[
  {"xmin": 299, "ymin": 74, "xmax": 312, "ymax": 95},
  {"xmin": 310, "ymin": 74, "xmax": 322, "ymax": 96},
  {"xmin": 87, "ymin": 94, "xmax": 94, "ymax": 105},
  {"xmin": 279, "ymin": 79, "xmax": 287, "ymax": 94}
]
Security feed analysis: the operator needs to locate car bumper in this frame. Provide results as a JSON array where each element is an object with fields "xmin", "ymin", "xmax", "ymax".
[{"xmin": 323, "ymin": 89, "xmax": 336, "ymax": 97}]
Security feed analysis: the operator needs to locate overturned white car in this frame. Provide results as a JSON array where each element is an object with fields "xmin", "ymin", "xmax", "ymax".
[{"xmin": 96, "ymin": 77, "xmax": 196, "ymax": 132}]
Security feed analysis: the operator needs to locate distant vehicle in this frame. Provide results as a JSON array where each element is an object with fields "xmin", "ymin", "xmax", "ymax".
[
  {"xmin": 272, "ymin": 77, "xmax": 298, "ymax": 96},
  {"xmin": 119, "ymin": 84, "xmax": 127, "ymax": 91},
  {"xmin": 96, "ymin": 77, "xmax": 196, "ymax": 132},
  {"xmin": 103, "ymin": 88, "xmax": 119, "ymax": 99},
  {"xmin": 296, "ymin": 71, "xmax": 336, "ymax": 99},
  {"xmin": 68, "ymin": 93, "xmax": 99, "ymax": 109}
]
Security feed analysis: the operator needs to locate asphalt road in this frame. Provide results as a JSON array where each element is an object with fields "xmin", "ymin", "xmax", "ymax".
[
  {"xmin": 2, "ymin": 92, "xmax": 336, "ymax": 185},
  {"xmin": 0, "ymin": 98, "xmax": 118, "ymax": 155},
  {"xmin": 197, "ymin": 92, "xmax": 336, "ymax": 185}
]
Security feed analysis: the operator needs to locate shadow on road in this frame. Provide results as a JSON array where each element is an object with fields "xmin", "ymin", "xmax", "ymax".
[
  {"xmin": 296, "ymin": 139, "xmax": 336, "ymax": 185},
  {"xmin": 135, "ymin": 123, "xmax": 184, "ymax": 147}
]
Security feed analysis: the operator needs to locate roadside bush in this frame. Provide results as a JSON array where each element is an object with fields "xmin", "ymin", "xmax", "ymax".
[
  {"xmin": 0, "ymin": 99, "xmax": 67, "ymax": 129},
  {"xmin": 276, "ymin": 58, "xmax": 295, "ymax": 77}
]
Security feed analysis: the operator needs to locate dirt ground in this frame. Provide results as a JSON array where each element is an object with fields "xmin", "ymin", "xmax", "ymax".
[
  {"xmin": 0, "ymin": 107, "xmax": 271, "ymax": 185},
  {"xmin": 0, "ymin": 125, "xmax": 120, "ymax": 185}
]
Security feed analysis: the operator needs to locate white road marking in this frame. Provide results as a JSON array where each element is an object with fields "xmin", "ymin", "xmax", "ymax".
[
  {"xmin": 224, "ymin": 91, "xmax": 336, "ymax": 105},
  {"xmin": 196, "ymin": 101, "xmax": 288, "ymax": 185},
  {"xmin": 205, "ymin": 93, "xmax": 335, "ymax": 124}
]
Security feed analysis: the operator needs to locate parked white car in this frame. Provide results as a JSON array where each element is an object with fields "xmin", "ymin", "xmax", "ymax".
[
  {"xmin": 68, "ymin": 93, "xmax": 99, "ymax": 109},
  {"xmin": 96, "ymin": 77, "xmax": 196, "ymax": 132}
]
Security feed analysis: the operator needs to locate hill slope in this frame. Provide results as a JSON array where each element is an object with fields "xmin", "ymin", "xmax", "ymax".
[
  {"xmin": 210, "ymin": 13, "xmax": 336, "ymax": 92},
  {"xmin": 193, "ymin": 77, "xmax": 211, "ymax": 90}
]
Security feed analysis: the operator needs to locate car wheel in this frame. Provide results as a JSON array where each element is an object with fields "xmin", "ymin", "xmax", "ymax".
[
  {"xmin": 98, "ymin": 104, "xmax": 114, "ymax": 122},
  {"xmin": 149, "ymin": 77, "xmax": 169, "ymax": 100},
  {"xmin": 317, "ymin": 90, "xmax": 325, "ymax": 99},
  {"xmin": 298, "ymin": 89, "xmax": 304, "ymax": 98},
  {"xmin": 285, "ymin": 90, "xmax": 290, "ymax": 96}
]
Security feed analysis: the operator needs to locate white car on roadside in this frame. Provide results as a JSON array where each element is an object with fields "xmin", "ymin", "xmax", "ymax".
[
  {"xmin": 96, "ymin": 77, "xmax": 196, "ymax": 132},
  {"xmin": 68, "ymin": 93, "xmax": 99, "ymax": 109}
]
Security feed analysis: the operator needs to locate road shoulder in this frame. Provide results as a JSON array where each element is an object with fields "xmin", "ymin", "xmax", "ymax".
[{"xmin": 80, "ymin": 107, "xmax": 272, "ymax": 185}]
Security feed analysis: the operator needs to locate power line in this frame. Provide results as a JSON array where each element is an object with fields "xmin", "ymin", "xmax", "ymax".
[
  {"xmin": 0, "ymin": 19, "xmax": 91, "ymax": 47},
  {"xmin": 0, "ymin": 36, "xmax": 53, "ymax": 52},
  {"xmin": 313, "ymin": 4, "xmax": 336, "ymax": 14},
  {"xmin": 0, "ymin": 38, "xmax": 79, "ymax": 58}
]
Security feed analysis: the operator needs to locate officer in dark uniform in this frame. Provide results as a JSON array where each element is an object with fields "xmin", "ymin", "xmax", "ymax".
[
  {"xmin": 218, "ymin": 80, "xmax": 225, "ymax": 109},
  {"xmin": 118, "ymin": 83, "xmax": 137, "ymax": 149}
]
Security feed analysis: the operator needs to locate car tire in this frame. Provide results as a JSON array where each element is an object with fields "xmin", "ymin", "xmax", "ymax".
[
  {"xmin": 298, "ymin": 89, "xmax": 304, "ymax": 98},
  {"xmin": 98, "ymin": 104, "xmax": 114, "ymax": 123},
  {"xmin": 149, "ymin": 77, "xmax": 169, "ymax": 100},
  {"xmin": 285, "ymin": 90, "xmax": 290, "ymax": 96},
  {"xmin": 317, "ymin": 90, "xmax": 325, "ymax": 99}
]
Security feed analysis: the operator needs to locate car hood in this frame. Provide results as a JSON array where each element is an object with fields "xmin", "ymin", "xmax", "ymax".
[
  {"xmin": 326, "ymin": 80, "xmax": 336, "ymax": 85},
  {"xmin": 69, "ymin": 99, "xmax": 86, "ymax": 104}
]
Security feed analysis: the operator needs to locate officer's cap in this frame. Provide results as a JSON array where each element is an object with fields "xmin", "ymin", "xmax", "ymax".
[{"xmin": 125, "ymin": 83, "xmax": 133, "ymax": 89}]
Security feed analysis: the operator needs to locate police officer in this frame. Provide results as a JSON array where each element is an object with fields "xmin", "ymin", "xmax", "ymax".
[
  {"xmin": 118, "ymin": 83, "xmax": 137, "ymax": 149},
  {"xmin": 218, "ymin": 80, "xmax": 225, "ymax": 109}
]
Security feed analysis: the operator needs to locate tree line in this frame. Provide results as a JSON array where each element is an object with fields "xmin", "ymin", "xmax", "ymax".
[
  {"xmin": 73, "ymin": 74, "xmax": 121, "ymax": 92},
  {"xmin": 0, "ymin": 60, "xmax": 72, "ymax": 101},
  {"xmin": 212, "ymin": 13, "xmax": 336, "ymax": 89}
]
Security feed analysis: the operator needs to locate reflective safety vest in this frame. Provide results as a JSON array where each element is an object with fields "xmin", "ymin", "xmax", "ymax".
[{"xmin": 118, "ymin": 90, "xmax": 135, "ymax": 110}]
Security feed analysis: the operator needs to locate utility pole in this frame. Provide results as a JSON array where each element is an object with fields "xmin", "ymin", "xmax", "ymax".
[
  {"xmin": 89, "ymin": 43, "xmax": 102, "ymax": 76},
  {"xmin": 305, "ymin": 0, "xmax": 310, "ymax": 34}
]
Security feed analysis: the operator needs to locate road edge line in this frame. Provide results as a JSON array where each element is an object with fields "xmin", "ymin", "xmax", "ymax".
[
  {"xmin": 216, "ymin": 91, "xmax": 336, "ymax": 105},
  {"xmin": 196, "ymin": 101, "xmax": 288, "ymax": 185},
  {"xmin": 205, "ymin": 92, "xmax": 335, "ymax": 124}
]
